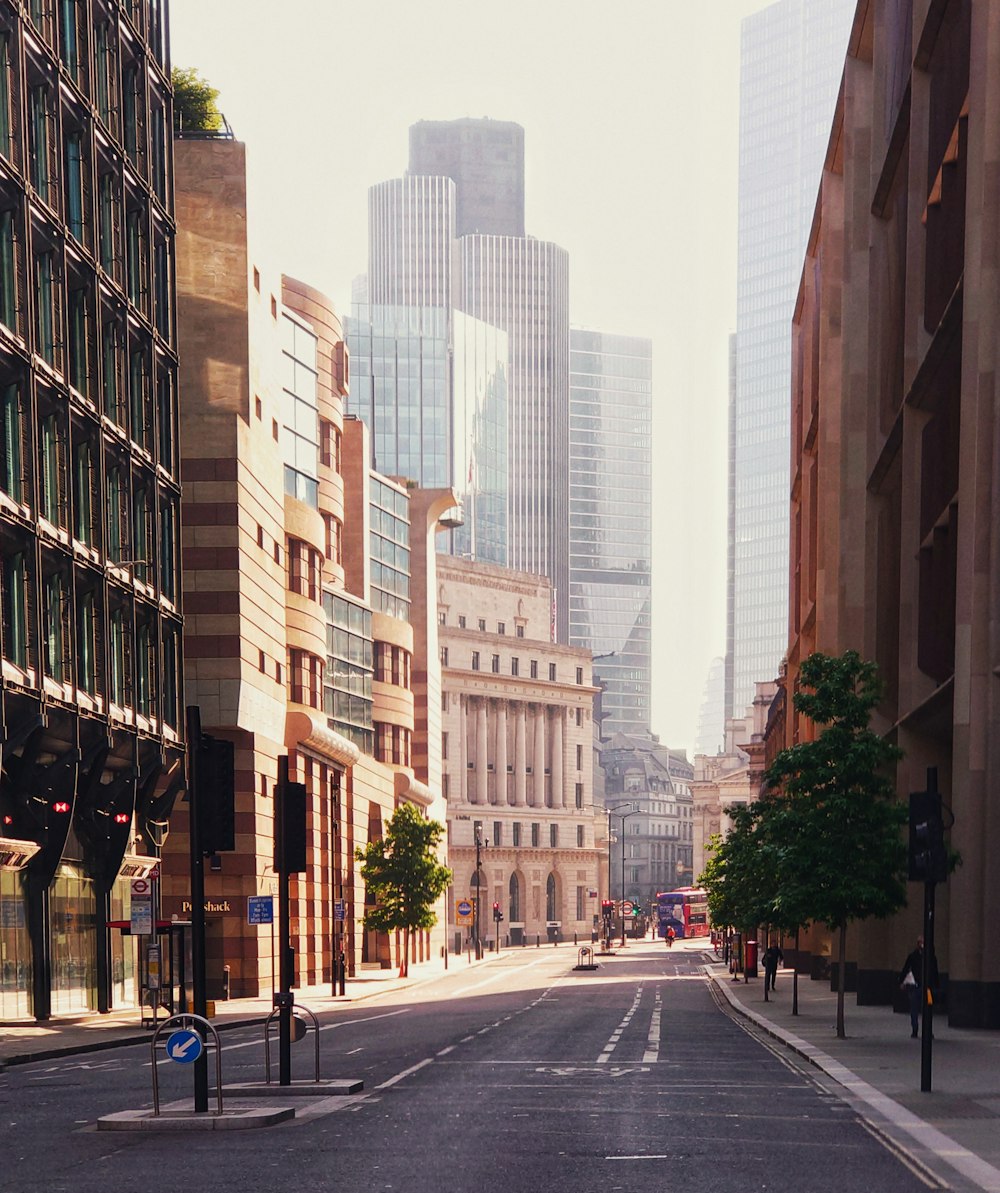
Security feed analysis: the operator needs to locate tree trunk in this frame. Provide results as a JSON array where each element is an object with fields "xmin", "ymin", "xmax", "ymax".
[
  {"xmin": 399, "ymin": 926, "xmax": 409, "ymax": 978},
  {"xmin": 836, "ymin": 923, "xmax": 846, "ymax": 1038},
  {"xmin": 792, "ymin": 927, "xmax": 799, "ymax": 1016}
]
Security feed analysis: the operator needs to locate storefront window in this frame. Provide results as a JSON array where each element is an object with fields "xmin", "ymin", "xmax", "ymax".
[
  {"xmin": 0, "ymin": 870, "xmax": 31, "ymax": 1019},
  {"xmin": 49, "ymin": 865, "xmax": 97, "ymax": 1015},
  {"xmin": 110, "ymin": 879, "xmax": 137, "ymax": 1008}
]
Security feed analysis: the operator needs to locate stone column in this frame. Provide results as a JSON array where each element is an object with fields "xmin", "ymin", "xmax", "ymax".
[
  {"xmin": 476, "ymin": 698, "xmax": 489, "ymax": 806},
  {"xmin": 552, "ymin": 708, "xmax": 564, "ymax": 807},
  {"xmin": 495, "ymin": 701, "xmax": 508, "ymax": 806},
  {"xmin": 514, "ymin": 703, "xmax": 527, "ymax": 806},
  {"xmin": 532, "ymin": 704, "xmax": 545, "ymax": 807},
  {"xmin": 458, "ymin": 695, "xmax": 468, "ymax": 803}
]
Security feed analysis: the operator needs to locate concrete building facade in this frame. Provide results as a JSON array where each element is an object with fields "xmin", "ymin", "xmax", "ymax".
[{"xmin": 437, "ymin": 557, "xmax": 601, "ymax": 945}]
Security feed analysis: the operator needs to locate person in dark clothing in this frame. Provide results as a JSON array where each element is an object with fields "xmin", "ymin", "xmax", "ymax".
[
  {"xmin": 899, "ymin": 935, "xmax": 938, "ymax": 1038},
  {"xmin": 762, "ymin": 943, "xmax": 783, "ymax": 991}
]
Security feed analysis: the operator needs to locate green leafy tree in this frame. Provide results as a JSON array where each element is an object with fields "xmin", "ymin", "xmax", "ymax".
[
  {"xmin": 355, "ymin": 802, "xmax": 452, "ymax": 977},
  {"xmin": 172, "ymin": 67, "xmax": 223, "ymax": 133},
  {"xmin": 764, "ymin": 651, "xmax": 907, "ymax": 1037}
]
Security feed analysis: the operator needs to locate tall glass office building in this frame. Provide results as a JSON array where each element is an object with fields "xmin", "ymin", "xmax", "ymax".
[
  {"xmin": 728, "ymin": 0, "xmax": 855, "ymax": 717},
  {"xmin": 569, "ymin": 329, "xmax": 652, "ymax": 738},
  {"xmin": 347, "ymin": 297, "xmax": 508, "ymax": 565}
]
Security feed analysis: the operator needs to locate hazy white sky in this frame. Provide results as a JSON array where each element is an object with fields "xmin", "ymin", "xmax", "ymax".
[{"xmin": 170, "ymin": 0, "xmax": 775, "ymax": 754}]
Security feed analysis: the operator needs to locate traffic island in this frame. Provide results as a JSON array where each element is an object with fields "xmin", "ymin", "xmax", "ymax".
[
  {"xmin": 223, "ymin": 1078, "xmax": 363, "ymax": 1097},
  {"xmin": 97, "ymin": 1102, "xmax": 296, "ymax": 1131}
]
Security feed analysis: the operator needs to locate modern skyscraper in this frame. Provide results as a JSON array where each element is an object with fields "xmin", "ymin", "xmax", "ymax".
[
  {"xmin": 350, "ymin": 120, "xmax": 571, "ymax": 636},
  {"xmin": 569, "ymin": 329, "xmax": 652, "ymax": 738},
  {"xmin": 694, "ymin": 656, "xmax": 727, "ymax": 758},
  {"xmin": 728, "ymin": 0, "xmax": 855, "ymax": 717},
  {"xmin": 409, "ymin": 118, "xmax": 525, "ymax": 237},
  {"xmin": 0, "ymin": 0, "xmax": 183, "ymax": 1021}
]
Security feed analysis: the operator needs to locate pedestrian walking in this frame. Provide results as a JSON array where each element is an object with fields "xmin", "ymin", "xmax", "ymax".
[
  {"xmin": 762, "ymin": 943, "xmax": 783, "ymax": 991},
  {"xmin": 899, "ymin": 935, "xmax": 938, "ymax": 1038}
]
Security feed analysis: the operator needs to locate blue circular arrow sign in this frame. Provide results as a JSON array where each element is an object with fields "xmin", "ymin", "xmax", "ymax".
[{"xmin": 166, "ymin": 1028, "xmax": 203, "ymax": 1064}]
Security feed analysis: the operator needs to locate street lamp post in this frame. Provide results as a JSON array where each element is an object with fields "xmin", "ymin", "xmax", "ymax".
[
  {"xmin": 474, "ymin": 826, "xmax": 487, "ymax": 960},
  {"xmin": 607, "ymin": 802, "xmax": 637, "ymax": 948}
]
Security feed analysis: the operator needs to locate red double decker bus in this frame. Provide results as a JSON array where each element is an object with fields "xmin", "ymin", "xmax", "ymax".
[{"xmin": 655, "ymin": 887, "xmax": 710, "ymax": 939}]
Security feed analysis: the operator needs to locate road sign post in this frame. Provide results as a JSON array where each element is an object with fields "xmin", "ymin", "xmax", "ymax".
[{"xmin": 185, "ymin": 705, "xmax": 210, "ymax": 1113}]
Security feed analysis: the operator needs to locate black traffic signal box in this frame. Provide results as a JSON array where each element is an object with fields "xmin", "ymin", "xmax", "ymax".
[
  {"xmin": 197, "ymin": 735, "xmax": 236, "ymax": 855},
  {"xmin": 909, "ymin": 789, "xmax": 948, "ymax": 884},
  {"xmin": 275, "ymin": 781, "xmax": 307, "ymax": 874}
]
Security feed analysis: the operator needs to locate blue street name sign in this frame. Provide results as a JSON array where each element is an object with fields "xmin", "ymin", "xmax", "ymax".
[
  {"xmin": 247, "ymin": 895, "xmax": 274, "ymax": 925},
  {"xmin": 166, "ymin": 1029, "xmax": 203, "ymax": 1064}
]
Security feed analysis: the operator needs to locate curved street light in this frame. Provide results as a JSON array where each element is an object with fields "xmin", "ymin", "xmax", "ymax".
[{"xmin": 607, "ymin": 802, "xmax": 638, "ymax": 948}]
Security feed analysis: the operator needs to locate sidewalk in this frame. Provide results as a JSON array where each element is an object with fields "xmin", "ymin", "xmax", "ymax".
[
  {"xmin": 0, "ymin": 954, "xmax": 466, "ymax": 1069},
  {"xmin": 708, "ymin": 955, "xmax": 1000, "ymax": 1193}
]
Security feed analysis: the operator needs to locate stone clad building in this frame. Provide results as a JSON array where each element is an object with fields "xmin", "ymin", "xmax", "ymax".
[
  {"xmin": 438, "ymin": 558, "xmax": 601, "ymax": 945},
  {"xmin": 782, "ymin": 0, "xmax": 1000, "ymax": 1025}
]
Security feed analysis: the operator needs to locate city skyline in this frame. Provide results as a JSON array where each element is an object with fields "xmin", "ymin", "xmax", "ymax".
[{"xmin": 168, "ymin": 0, "xmax": 779, "ymax": 752}]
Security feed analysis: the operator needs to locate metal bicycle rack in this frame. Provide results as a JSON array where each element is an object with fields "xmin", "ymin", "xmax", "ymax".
[
  {"xmin": 150, "ymin": 1013, "xmax": 224, "ymax": 1116},
  {"xmin": 264, "ymin": 1003, "xmax": 321, "ymax": 1084}
]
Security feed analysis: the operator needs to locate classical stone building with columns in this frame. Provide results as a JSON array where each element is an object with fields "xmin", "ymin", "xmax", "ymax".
[{"xmin": 438, "ymin": 558, "xmax": 602, "ymax": 945}]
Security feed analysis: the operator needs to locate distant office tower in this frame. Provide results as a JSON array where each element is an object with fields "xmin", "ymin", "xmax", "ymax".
[
  {"xmin": 694, "ymin": 657, "xmax": 726, "ymax": 758},
  {"xmin": 367, "ymin": 176, "xmax": 456, "ymax": 309},
  {"xmin": 728, "ymin": 0, "xmax": 855, "ymax": 717},
  {"xmin": 348, "ymin": 290, "xmax": 509, "ymax": 565},
  {"xmin": 409, "ymin": 118, "xmax": 525, "ymax": 237},
  {"xmin": 459, "ymin": 234, "xmax": 570, "ymax": 634},
  {"xmin": 569, "ymin": 329, "xmax": 652, "ymax": 738},
  {"xmin": 351, "ymin": 119, "xmax": 571, "ymax": 636}
]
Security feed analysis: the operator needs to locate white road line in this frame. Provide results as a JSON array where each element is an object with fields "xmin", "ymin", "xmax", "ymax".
[
  {"xmin": 597, "ymin": 984, "xmax": 644, "ymax": 1064},
  {"xmin": 375, "ymin": 1057, "xmax": 433, "ymax": 1090},
  {"xmin": 643, "ymin": 990, "xmax": 662, "ymax": 1064},
  {"xmin": 436, "ymin": 1045, "xmax": 455, "ymax": 1056}
]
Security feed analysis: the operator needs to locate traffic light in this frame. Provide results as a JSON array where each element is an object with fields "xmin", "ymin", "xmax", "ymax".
[
  {"xmin": 909, "ymin": 789, "xmax": 948, "ymax": 884},
  {"xmin": 601, "ymin": 899, "xmax": 614, "ymax": 921},
  {"xmin": 275, "ymin": 781, "xmax": 307, "ymax": 874},
  {"xmin": 197, "ymin": 735, "xmax": 236, "ymax": 855},
  {"xmin": 492, "ymin": 902, "xmax": 503, "ymax": 922}
]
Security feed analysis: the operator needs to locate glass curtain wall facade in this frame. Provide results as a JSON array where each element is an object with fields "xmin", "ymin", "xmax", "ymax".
[
  {"xmin": 348, "ymin": 297, "xmax": 508, "ymax": 567},
  {"xmin": 569, "ymin": 329, "xmax": 652, "ymax": 739},
  {"xmin": 729, "ymin": 0, "xmax": 855, "ymax": 716},
  {"xmin": 367, "ymin": 176, "xmax": 455, "ymax": 309},
  {"xmin": 0, "ymin": 0, "xmax": 183, "ymax": 1021},
  {"xmin": 459, "ymin": 233, "xmax": 570, "ymax": 638}
]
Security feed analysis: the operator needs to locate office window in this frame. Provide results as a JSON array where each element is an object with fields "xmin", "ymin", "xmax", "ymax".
[
  {"xmin": 550, "ymin": 824, "xmax": 558, "ymax": 848},
  {"xmin": 162, "ymin": 625, "xmax": 179, "ymax": 728},
  {"xmin": 106, "ymin": 464, "xmax": 124, "ymax": 562},
  {"xmin": 512, "ymin": 822, "xmax": 521, "ymax": 847},
  {"xmin": 156, "ymin": 371, "xmax": 175, "ymax": 473},
  {"xmin": 531, "ymin": 823, "xmax": 539, "ymax": 847},
  {"xmin": 441, "ymin": 732, "xmax": 448, "ymax": 760},
  {"xmin": 59, "ymin": 0, "xmax": 81, "ymax": 80},
  {"xmin": 575, "ymin": 782, "xmax": 583, "ymax": 809},
  {"xmin": 497, "ymin": 622, "xmax": 505, "ymax": 635},
  {"xmin": 76, "ymin": 589, "xmax": 96, "ymax": 694},
  {"xmin": 576, "ymin": 708, "xmax": 582, "ymax": 726},
  {"xmin": 577, "ymin": 825, "xmax": 584, "ymax": 848},
  {"xmin": 458, "ymin": 615, "xmax": 466, "ymax": 629},
  {"xmin": 102, "ymin": 322, "xmax": 121, "ymax": 422},
  {"xmin": 47, "ymin": 579, "xmax": 76, "ymax": 710},
  {"xmin": 576, "ymin": 885, "xmax": 585, "ymax": 921},
  {"xmin": 530, "ymin": 660, "xmax": 538, "ymax": 679},
  {"xmin": 72, "ymin": 438, "xmax": 93, "ymax": 543},
  {"xmin": 576, "ymin": 744, "xmax": 583, "ymax": 770},
  {"xmin": 132, "ymin": 483, "xmax": 149, "ymax": 581},
  {"xmin": 67, "ymin": 286, "xmax": 90, "ymax": 396},
  {"xmin": 493, "ymin": 821, "xmax": 502, "ymax": 847},
  {"xmin": 439, "ymin": 645, "xmax": 448, "ymax": 666},
  {"xmin": 109, "ymin": 607, "xmax": 127, "ymax": 706},
  {"xmin": 39, "ymin": 413, "xmax": 65, "ymax": 526},
  {"xmin": 135, "ymin": 620, "xmax": 153, "ymax": 716},
  {"xmin": 98, "ymin": 173, "xmax": 116, "ymax": 273},
  {"xmin": 153, "ymin": 237, "xmax": 170, "ymax": 337},
  {"xmin": 159, "ymin": 494, "xmax": 177, "ymax": 602},
  {"xmin": 548, "ymin": 663, "xmax": 556, "ymax": 681},
  {"xmin": 2, "ymin": 551, "xmax": 27, "ymax": 668},
  {"xmin": 471, "ymin": 650, "xmax": 480, "ymax": 671},
  {"xmin": 125, "ymin": 207, "xmax": 144, "ymax": 306},
  {"xmin": 0, "ymin": 32, "xmax": 11, "ymax": 160},
  {"xmin": 64, "ymin": 131, "xmax": 84, "ymax": 242},
  {"xmin": 129, "ymin": 345, "xmax": 151, "ymax": 450},
  {"xmin": 28, "ymin": 85, "xmax": 51, "ymax": 202},
  {"xmin": 576, "ymin": 667, "xmax": 583, "ymax": 685},
  {"xmin": 491, "ymin": 654, "xmax": 500, "ymax": 673},
  {"xmin": 94, "ymin": 23, "xmax": 113, "ymax": 127},
  {"xmin": 33, "ymin": 251, "xmax": 55, "ymax": 365},
  {"xmin": 516, "ymin": 625, "xmax": 524, "ymax": 638},
  {"xmin": 478, "ymin": 618, "xmax": 486, "ymax": 631},
  {"xmin": 0, "ymin": 207, "xmax": 17, "ymax": 331},
  {"xmin": 511, "ymin": 657, "xmax": 519, "ymax": 676},
  {"xmin": 0, "ymin": 381, "xmax": 23, "ymax": 502}
]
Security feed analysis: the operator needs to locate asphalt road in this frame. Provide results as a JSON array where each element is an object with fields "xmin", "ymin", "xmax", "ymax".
[{"xmin": 0, "ymin": 942, "xmax": 937, "ymax": 1193}]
